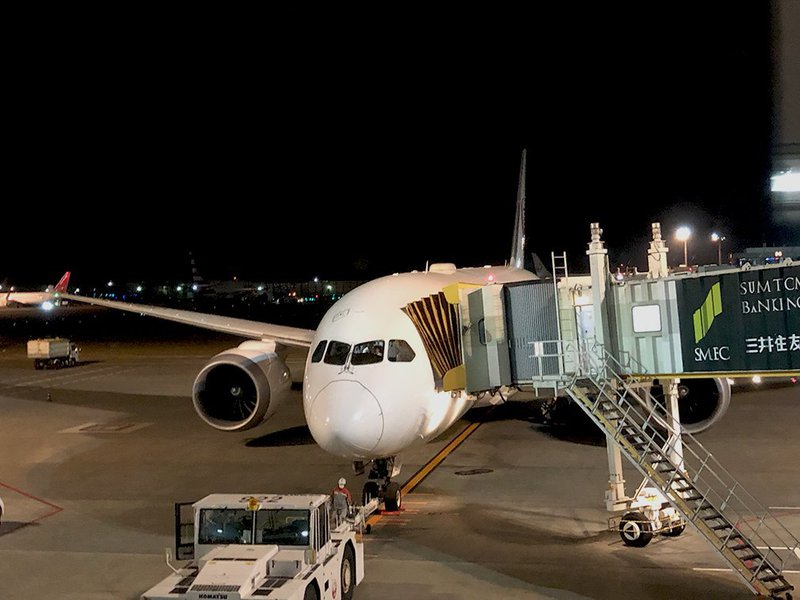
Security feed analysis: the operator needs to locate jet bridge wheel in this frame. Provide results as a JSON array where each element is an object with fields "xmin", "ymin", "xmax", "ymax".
[{"xmin": 619, "ymin": 511, "xmax": 653, "ymax": 547}]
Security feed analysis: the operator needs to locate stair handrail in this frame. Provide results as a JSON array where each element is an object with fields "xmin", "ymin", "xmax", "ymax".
[{"xmin": 573, "ymin": 346, "xmax": 800, "ymax": 572}]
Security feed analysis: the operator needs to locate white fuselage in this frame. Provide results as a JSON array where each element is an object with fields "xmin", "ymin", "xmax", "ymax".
[
  {"xmin": 0, "ymin": 290, "xmax": 53, "ymax": 307},
  {"xmin": 303, "ymin": 265, "xmax": 535, "ymax": 460}
]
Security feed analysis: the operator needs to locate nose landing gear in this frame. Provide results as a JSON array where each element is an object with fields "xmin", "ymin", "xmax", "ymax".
[{"xmin": 357, "ymin": 457, "xmax": 403, "ymax": 512}]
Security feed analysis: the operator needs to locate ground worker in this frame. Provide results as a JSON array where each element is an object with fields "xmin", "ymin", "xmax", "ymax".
[{"xmin": 332, "ymin": 477, "xmax": 352, "ymax": 524}]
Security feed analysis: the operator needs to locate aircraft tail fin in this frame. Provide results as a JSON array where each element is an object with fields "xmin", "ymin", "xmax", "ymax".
[
  {"xmin": 509, "ymin": 149, "xmax": 527, "ymax": 269},
  {"xmin": 530, "ymin": 253, "xmax": 552, "ymax": 279},
  {"xmin": 54, "ymin": 272, "xmax": 71, "ymax": 293}
]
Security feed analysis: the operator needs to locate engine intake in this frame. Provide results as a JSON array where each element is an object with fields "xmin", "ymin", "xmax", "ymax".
[
  {"xmin": 193, "ymin": 341, "xmax": 292, "ymax": 431},
  {"xmin": 670, "ymin": 377, "xmax": 731, "ymax": 434}
]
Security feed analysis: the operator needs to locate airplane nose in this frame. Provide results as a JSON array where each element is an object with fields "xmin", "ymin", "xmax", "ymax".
[{"xmin": 307, "ymin": 381, "xmax": 384, "ymax": 457}]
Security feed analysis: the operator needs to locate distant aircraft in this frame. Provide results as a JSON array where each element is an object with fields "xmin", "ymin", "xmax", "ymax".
[
  {"xmin": 188, "ymin": 253, "xmax": 260, "ymax": 298},
  {"xmin": 0, "ymin": 272, "xmax": 70, "ymax": 308}
]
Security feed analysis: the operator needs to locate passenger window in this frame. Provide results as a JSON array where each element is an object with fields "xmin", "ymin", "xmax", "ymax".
[
  {"xmin": 351, "ymin": 340, "xmax": 384, "ymax": 365},
  {"xmin": 311, "ymin": 340, "xmax": 327, "ymax": 363},
  {"xmin": 324, "ymin": 341, "xmax": 350, "ymax": 365},
  {"xmin": 388, "ymin": 340, "xmax": 415, "ymax": 362}
]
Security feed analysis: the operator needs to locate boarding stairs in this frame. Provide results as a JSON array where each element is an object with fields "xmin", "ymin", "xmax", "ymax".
[{"xmin": 544, "ymin": 344, "xmax": 799, "ymax": 598}]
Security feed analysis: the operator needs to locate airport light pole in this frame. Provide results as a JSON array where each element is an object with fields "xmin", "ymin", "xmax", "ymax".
[
  {"xmin": 711, "ymin": 232, "xmax": 726, "ymax": 265},
  {"xmin": 675, "ymin": 226, "xmax": 691, "ymax": 266}
]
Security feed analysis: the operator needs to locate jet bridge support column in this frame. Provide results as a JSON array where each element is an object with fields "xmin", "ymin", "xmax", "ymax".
[
  {"xmin": 605, "ymin": 429, "xmax": 630, "ymax": 511},
  {"xmin": 586, "ymin": 224, "xmax": 630, "ymax": 511},
  {"xmin": 647, "ymin": 222, "xmax": 670, "ymax": 278},
  {"xmin": 665, "ymin": 378, "xmax": 685, "ymax": 469},
  {"xmin": 586, "ymin": 222, "xmax": 611, "ymax": 349}
]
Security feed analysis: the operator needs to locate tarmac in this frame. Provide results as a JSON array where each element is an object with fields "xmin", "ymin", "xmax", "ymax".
[{"xmin": 0, "ymin": 309, "xmax": 798, "ymax": 599}]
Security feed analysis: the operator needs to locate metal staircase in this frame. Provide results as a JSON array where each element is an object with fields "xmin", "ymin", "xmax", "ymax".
[{"xmin": 554, "ymin": 344, "xmax": 798, "ymax": 598}]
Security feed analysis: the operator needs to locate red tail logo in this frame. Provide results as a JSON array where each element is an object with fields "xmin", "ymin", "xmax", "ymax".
[{"xmin": 54, "ymin": 272, "xmax": 71, "ymax": 293}]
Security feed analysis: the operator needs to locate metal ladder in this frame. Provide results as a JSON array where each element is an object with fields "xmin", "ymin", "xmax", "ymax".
[
  {"xmin": 549, "ymin": 252, "xmax": 572, "ymax": 382},
  {"xmin": 562, "ymin": 347, "xmax": 798, "ymax": 598}
]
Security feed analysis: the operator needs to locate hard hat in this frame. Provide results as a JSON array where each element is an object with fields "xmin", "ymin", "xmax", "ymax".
[{"xmin": 338, "ymin": 477, "xmax": 346, "ymax": 487}]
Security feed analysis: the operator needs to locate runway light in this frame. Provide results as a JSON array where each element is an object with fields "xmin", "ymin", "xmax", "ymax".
[
  {"xmin": 41, "ymin": 301, "xmax": 55, "ymax": 311},
  {"xmin": 107, "ymin": 281, "xmax": 114, "ymax": 287},
  {"xmin": 136, "ymin": 286, "xmax": 143, "ymax": 292},
  {"xmin": 752, "ymin": 375, "xmax": 762, "ymax": 384}
]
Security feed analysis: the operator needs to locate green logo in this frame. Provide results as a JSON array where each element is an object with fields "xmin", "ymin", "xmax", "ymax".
[{"xmin": 693, "ymin": 282, "xmax": 722, "ymax": 343}]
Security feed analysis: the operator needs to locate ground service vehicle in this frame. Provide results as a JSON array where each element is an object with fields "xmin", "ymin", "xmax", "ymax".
[
  {"xmin": 27, "ymin": 338, "xmax": 80, "ymax": 370},
  {"xmin": 141, "ymin": 493, "xmax": 371, "ymax": 600}
]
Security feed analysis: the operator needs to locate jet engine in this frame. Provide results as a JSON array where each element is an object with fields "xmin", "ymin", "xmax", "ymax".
[
  {"xmin": 192, "ymin": 341, "xmax": 292, "ymax": 431},
  {"xmin": 672, "ymin": 377, "xmax": 731, "ymax": 434}
]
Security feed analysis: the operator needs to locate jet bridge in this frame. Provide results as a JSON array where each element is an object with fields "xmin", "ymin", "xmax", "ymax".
[
  {"xmin": 460, "ymin": 228, "xmax": 799, "ymax": 396},
  {"xmin": 406, "ymin": 222, "xmax": 799, "ymax": 598}
]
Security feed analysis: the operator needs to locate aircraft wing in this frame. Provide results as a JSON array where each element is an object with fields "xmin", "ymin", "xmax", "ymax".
[{"xmin": 61, "ymin": 294, "xmax": 315, "ymax": 348}]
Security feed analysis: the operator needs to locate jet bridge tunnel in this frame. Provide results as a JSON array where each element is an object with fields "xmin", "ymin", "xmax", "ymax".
[{"xmin": 447, "ymin": 262, "xmax": 799, "ymax": 395}]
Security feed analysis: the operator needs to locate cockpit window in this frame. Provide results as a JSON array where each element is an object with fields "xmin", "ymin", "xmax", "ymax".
[
  {"xmin": 351, "ymin": 340, "xmax": 384, "ymax": 365},
  {"xmin": 388, "ymin": 339, "xmax": 416, "ymax": 362},
  {"xmin": 311, "ymin": 340, "xmax": 327, "ymax": 363},
  {"xmin": 324, "ymin": 341, "xmax": 351, "ymax": 365}
]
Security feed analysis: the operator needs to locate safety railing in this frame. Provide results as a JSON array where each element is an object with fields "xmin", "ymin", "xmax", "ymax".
[{"xmin": 529, "ymin": 340, "xmax": 800, "ymax": 595}]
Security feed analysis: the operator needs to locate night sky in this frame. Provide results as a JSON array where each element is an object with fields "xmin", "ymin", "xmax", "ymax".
[{"xmin": 4, "ymin": 7, "xmax": 780, "ymax": 290}]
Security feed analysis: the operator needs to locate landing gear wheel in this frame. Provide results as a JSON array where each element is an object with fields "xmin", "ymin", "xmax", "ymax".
[
  {"xmin": 303, "ymin": 583, "xmax": 319, "ymax": 600},
  {"xmin": 341, "ymin": 544, "xmax": 355, "ymax": 600},
  {"xmin": 619, "ymin": 511, "xmax": 653, "ymax": 547},
  {"xmin": 362, "ymin": 481, "xmax": 379, "ymax": 505},
  {"xmin": 383, "ymin": 481, "xmax": 401, "ymax": 512},
  {"xmin": 663, "ymin": 522, "xmax": 686, "ymax": 537}
]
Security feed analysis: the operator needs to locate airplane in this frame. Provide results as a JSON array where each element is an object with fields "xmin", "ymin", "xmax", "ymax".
[
  {"xmin": 188, "ymin": 252, "xmax": 261, "ymax": 298},
  {"xmin": 0, "ymin": 271, "xmax": 71, "ymax": 309},
  {"xmin": 62, "ymin": 152, "xmax": 729, "ymax": 510}
]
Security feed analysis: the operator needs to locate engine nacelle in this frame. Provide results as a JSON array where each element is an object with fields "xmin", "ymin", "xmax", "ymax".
[
  {"xmin": 675, "ymin": 377, "xmax": 731, "ymax": 434},
  {"xmin": 192, "ymin": 341, "xmax": 292, "ymax": 431}
]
